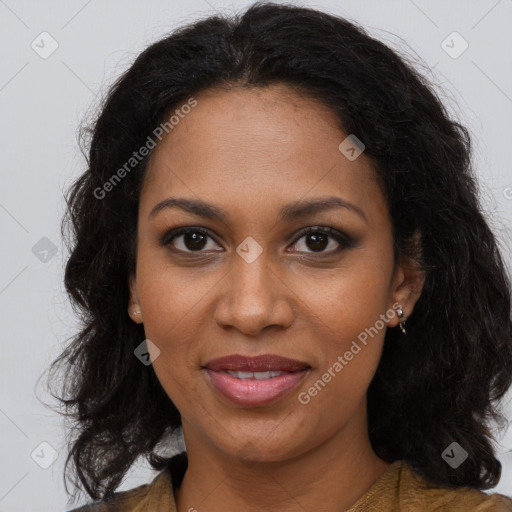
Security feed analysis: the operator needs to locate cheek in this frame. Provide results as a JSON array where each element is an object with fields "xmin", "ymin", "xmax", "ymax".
[
  {"xmin": 133, "ymin": 253, "xmax": 229, "ymax": 405},
  {"xmin": 296, "ymin": 275, "xmax": 391, "ymax": 433},
  {"xmin": 135, "ymin": 249, "xmax": 212, "ymax": 340},
  {"xmin": 296, "ymin": 258, "xmax": 393, "ymax": 344},
  {"xmin": 294, "ymin": 260, "xmax": 393, "ymax": 403}
]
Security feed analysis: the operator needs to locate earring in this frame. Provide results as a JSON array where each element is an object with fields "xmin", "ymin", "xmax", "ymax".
[
  {"xmin": 130, "ymin": 308, "xmax": 141, "ymax": 317},
  {"xmin": 396, "ymin": 305, "xmax": 407, "ymax": 335}
]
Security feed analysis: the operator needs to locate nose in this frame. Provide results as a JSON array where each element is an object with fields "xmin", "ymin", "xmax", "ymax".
[{"xmin": 213, "ymin": 250, "xmax": 294, "ymax": 337}]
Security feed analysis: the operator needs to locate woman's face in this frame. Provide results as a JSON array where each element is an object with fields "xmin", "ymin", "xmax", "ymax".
[{"xmin": 130, "ymin": 84, "xmax": 420, "ymax": 462}]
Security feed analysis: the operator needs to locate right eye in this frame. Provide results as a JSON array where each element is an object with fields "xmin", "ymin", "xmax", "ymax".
[{"xmin": 161, "ymin": 227, "xmax": 223, "ymax": 253}]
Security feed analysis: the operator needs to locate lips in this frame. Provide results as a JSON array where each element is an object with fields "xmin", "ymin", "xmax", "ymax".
[
  {"xmin": 203, "ymin": 354, "xmax": 310, "ymax": 407},
  {"xmin": 204, "ymin": 354, "xmax": 310, "ymax": 372}
]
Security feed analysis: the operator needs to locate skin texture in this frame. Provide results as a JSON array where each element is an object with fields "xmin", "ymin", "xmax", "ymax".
[{"xmin": 128, "ymin": 84, "xmax": 425, "ymax": 511}]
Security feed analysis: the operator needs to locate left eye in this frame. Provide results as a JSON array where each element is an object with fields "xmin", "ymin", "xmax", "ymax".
[{"xmin": 288, "ymin": 227, "xmax": 346, "ymax": 254}]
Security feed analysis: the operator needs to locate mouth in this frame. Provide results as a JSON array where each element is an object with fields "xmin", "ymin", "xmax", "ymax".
[{"xmin": 203, "ymin": 354, "xmax": 311, "ymax": 407}]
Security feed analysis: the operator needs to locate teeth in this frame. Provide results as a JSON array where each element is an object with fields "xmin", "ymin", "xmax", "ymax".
[
  {"xmin": 238, "ymin": 371, "xmax": 255, "ymax": 379},
  {"xmin": 226, "ymin": 370, "xmax": 288, "ymax": 379}
]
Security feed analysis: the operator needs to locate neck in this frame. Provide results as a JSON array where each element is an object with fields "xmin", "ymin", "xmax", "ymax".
[{"xmin": 174, "ymin": 411, "xmax": 390, "ymax": 511}]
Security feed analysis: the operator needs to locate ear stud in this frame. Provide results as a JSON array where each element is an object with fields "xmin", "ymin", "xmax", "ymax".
[{"xmin": 396, "ymin": 305, "xmax": 407, "ymax": 335}]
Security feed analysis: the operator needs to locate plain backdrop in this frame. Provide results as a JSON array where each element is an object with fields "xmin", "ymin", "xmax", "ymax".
[{"xmin": 1, "ymin": 0, "xmax": 511, "ymax": 510}]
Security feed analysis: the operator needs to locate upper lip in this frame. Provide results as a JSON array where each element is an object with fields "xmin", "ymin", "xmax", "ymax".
[{"xmin": 203, "ymin": 354, "xmax": 310, "ymax": 372}]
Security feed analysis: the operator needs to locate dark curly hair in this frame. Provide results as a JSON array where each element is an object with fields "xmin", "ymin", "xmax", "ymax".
[{"xmin": 46, "ymin": 0, "xmax": 512, "ymax": 503}]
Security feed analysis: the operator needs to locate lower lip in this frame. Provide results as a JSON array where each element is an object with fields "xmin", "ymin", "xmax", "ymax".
[{"xmin": 204, "ymin": 369, "xmax": 309, "ymax": 407}]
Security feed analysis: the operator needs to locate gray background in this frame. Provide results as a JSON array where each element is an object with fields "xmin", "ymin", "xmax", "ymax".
[{"xmin": 1, "ymin": 0, "xmax": 511, "ymax": 510}]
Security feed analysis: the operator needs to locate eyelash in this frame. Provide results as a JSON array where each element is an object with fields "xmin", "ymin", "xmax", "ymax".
[{"xmin": 160, "ymin": 225, "xmax": 355, "ymax": 256}]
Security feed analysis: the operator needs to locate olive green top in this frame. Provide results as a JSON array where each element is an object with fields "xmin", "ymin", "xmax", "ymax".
[{"xmin": 69, "ymin": 453, "xmax": 512, "ymax": 511}]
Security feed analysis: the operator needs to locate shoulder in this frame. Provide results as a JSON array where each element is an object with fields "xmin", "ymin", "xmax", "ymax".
[
  {"xmin": 428, "ymin": 486, "xmax": 512, "ymax": 511},
  {"xmin": 401, "ymin": 462, "xmax": 512, "ymax": 511},
  {"xmin": 66, "ymin": 451, "xmax": 186, "ymax": 512},
  {"xmin": 66, "ymin": 472, "xmax": 168, "ymax": 512}
]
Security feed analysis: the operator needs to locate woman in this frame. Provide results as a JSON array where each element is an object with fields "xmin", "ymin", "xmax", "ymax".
[{"xmin": 51, "ymin": 2, "xmax": 512, "ymax": 510}]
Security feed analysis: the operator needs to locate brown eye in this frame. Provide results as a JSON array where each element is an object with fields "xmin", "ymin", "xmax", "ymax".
[
  {"xmin": 288, "ymin": 227, "xmax": 353, "ymax": 255},
  {"xmin": 302, "ymin": 232, "xmax": 330, "ymax": 252},
  {"xmin": 161, "ymin": 225, "xmax": 354, "ymax": 256},
  {"xmin": 162, "ymin": 227, "xmax": 222, "ymax": 253}
]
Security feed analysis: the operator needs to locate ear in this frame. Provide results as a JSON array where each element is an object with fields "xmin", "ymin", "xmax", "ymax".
[
  {"xmin": 387, "ymin": 232, "xmax": 426, "ymax": 329},
  {"xmin": 128, "ymin": 274, "xmax": 143, "ymax": 324}
]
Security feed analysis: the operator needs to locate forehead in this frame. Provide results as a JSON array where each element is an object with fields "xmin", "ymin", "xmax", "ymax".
[{"xmin": 140, "ymin": 84, "xmax": 387, "ymax": 226}]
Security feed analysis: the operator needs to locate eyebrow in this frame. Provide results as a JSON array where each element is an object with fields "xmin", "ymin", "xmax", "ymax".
[{"xmin": 149, "ymin": 196, "xmax": 367, "ymax": 223}]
